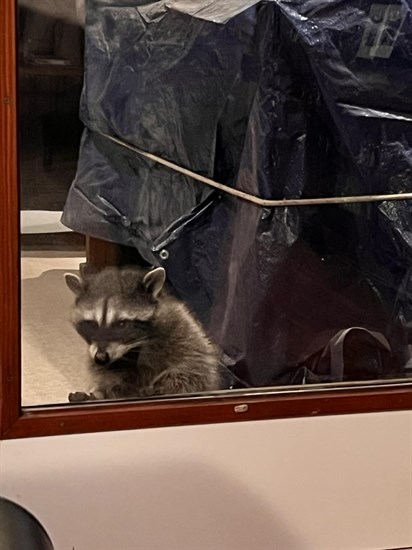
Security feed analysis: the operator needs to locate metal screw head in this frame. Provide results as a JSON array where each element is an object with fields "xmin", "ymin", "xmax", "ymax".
[{"xmin": 234, "ymin": 404, "xmax": 249, "ymax": 413}]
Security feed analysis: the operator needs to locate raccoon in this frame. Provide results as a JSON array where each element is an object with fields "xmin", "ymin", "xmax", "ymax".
[{"xmin": 65, "ymin": 265, "xmax": 222, "ymax": 402}]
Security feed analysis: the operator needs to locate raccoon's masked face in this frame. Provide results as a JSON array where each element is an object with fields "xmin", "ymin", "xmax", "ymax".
[{"xmin": 65, "ymin": 266, "xmax": 166, "ymax": 367}]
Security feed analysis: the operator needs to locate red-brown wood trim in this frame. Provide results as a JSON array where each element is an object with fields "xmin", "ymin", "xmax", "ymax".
[
  {"xmin": 0, "ymin": 0, "xmax": 21, "ymax": 437},
  {"xmin": 3, "ymin": 384, "xmax": 412, "ymax": 439},
  {"xmin": 1, "ymin": 0, "xmax": 411, "ymax": 441}
]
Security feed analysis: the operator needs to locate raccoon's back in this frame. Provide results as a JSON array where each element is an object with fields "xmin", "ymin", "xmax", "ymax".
[
  {"xmin": 138, "ymin": 338, "xmax": 222, "ymax": 395},
  {"xmin": 139, "ymin": 299, "xmax": 223, "ymax": 394}
]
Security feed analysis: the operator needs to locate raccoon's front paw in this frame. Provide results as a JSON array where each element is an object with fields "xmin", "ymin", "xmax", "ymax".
[{"xmin": 68, "ymin": 391, "xmax": 97, "ymax": 403}]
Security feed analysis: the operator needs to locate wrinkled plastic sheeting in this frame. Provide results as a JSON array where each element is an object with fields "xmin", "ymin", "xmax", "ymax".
[{"xmin": 62, "ymin": 0, "xmax": 412, "ymax": 387}]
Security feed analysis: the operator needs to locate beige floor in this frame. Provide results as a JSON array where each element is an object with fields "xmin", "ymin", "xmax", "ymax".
[{"xmin": 21, "ymin": 252, "xmax": 91, "ymax": 406}]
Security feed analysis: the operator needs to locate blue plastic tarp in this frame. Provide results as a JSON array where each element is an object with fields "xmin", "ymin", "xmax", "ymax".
[{"xmin": 62, "ymin": 0, "xmax": 412, "ymax": 386}]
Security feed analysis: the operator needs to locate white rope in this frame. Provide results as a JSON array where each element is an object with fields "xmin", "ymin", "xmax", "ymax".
[{"xmin": 100, "ymin": 132, "xmax": 412, "ymax": 207}]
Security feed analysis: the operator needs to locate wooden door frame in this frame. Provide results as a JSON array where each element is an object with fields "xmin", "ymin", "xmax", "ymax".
[
  {"xmin": 1, "ymin": 0, "xmax": 411, "ymax": 440},
  {"xmin": 1, "ymin": 0, "xmax": 21, "ymax": 436}
]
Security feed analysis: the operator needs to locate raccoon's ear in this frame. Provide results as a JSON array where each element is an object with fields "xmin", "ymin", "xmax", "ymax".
[
  {"xmin": 143, "ymin": 267, "xmax": 166, "ymax": 299},
  {"xmin": 65, "ymin": 273, "xmax": 84, "ymax": 295}
]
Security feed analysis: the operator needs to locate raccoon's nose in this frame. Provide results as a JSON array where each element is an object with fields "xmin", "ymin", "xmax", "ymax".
[{"xmin": 94, "ymin": 351, "xmax": 110, "ymax": 365}]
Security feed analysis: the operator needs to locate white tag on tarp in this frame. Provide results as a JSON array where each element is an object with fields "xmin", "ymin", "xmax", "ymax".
[{"xmin": 358, "ymin": 3, "xmax": 407, "ymax": 59}]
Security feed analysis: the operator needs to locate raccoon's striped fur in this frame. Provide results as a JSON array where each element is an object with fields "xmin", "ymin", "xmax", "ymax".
[{"xmin": 65, "ymin": 265, "xmax": 222, "ymax": 401}]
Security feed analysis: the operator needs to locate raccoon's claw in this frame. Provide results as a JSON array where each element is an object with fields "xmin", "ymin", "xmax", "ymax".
[{"xmin": 68, "ymin": 391, "xmax": 97, "ymax": 403}]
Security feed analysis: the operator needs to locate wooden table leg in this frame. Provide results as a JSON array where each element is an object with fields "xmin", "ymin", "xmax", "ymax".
[
  {"xmin": 85, "ymin": 236, "xmax": 149, "ymax": 269},
  {"xmin": 86, "ymin": 236, "xmax": 122, "ymax": 269}
]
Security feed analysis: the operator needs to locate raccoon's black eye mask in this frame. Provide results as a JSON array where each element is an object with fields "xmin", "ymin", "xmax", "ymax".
[
  {"xmin": 113, "ymin": 319, "xmax": 150, "ymax": 329},
  {"xmin": 76, "ymin": 319, "xmax": 151, "ymax": 342},
  {"xmin": 76, "ymin": 320, "xmax": 98, "ymax": 339}
]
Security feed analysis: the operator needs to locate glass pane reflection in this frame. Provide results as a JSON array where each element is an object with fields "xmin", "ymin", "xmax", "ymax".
[
  {"xmin": 19, "ymin": 0, "xmax": 412, "ymax": 406},
  {"xmin": 19, "ymin": 0, "xmax": 86, "ymax": 405}
]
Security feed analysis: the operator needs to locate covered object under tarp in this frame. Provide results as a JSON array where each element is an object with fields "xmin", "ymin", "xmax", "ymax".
[{"xmin": 62, "ymin": 0, "xmax": 412, "ymax": 387}]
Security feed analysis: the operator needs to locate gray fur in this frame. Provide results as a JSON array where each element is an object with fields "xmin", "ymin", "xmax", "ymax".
[{"xmin": 65, "ymin": 265, "xmax": 222, "ymax": 401}]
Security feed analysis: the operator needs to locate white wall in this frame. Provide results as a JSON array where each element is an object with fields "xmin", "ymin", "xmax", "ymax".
[{"xmin": 1, "ymin": 411, "xmax": 411, "ymax": 550}]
